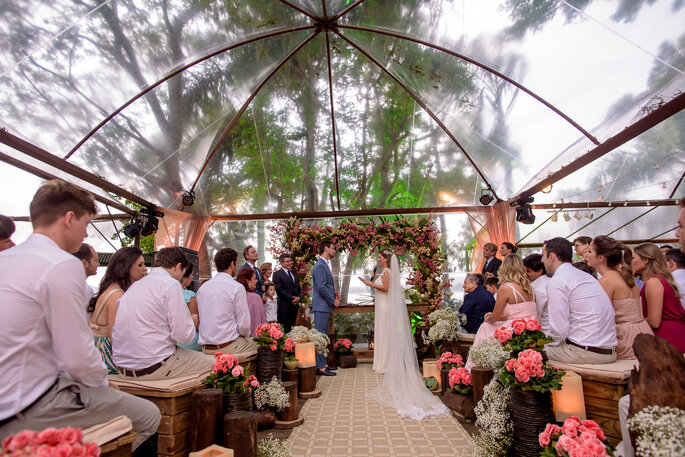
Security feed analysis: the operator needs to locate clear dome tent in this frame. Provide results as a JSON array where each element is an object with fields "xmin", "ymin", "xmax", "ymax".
[{"xmin": 1, "ymin": 0, "xmax": 683, "ymax": 256}]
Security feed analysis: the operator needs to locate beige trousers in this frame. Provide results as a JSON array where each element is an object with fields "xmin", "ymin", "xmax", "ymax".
[
  {"xmin": 202, "ymin": 336, "xmax": 258, "ymax": 361},
  {"xmin": 112, "ymin": 346, "xmax": 215, "ymax": 381},
  {"xmin": 546, "ymin": 342, "xmax": 616, "ymax": 364},
  {"xmin": 0, "ymin": 374, "xmax": 160, "ymax": 450}
]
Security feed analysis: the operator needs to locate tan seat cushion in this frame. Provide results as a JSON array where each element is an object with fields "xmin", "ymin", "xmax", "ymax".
[
  {"xmin": 549, "ymin": 359, "xmax": 638, "ymax": 380},
  {"xmin": 457, "ymin": 332, "xmax": 476, "ymax": 342},
  {"xmin": 82, "ymin": 415, "xmax": 133, "ymax": 446},
  {"xmin": 108, "ymin": 372, "xmax": 207, "ymax": 392}
]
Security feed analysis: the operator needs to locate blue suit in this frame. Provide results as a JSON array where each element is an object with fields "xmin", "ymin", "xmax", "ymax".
[
  {"xmin": 311, "ymin": 257, "xmax": 335, "ymax": 369},
  {"xmin": 461, "ymin": 285, "xmax": 495, "ymax": 334},
  {"xmin": 239, "ymin": 262, "xmax": 264, "ymax": 298}
]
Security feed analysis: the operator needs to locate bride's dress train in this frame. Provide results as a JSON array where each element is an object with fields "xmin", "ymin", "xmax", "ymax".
[{"xmin": 367, "ymin": 255, "xmax": 450, "ymax": 420}]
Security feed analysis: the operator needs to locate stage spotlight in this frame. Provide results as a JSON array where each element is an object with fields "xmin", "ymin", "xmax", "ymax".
[
  {"xmin": 140, "ymin": 208, "xmax": 164, "ymax": 237},
  {"xmin": 563, "ymin": 212, "xmax": 571, "ymax": 222},
  {"xmin": 479, "ymin": 189, "xmax": 494, "ymax": 206},
  {"xmin": 182, "ymin": 190, "xmax": 195, "ymax": 207},
  {"xmin": 551, "ymin": 212, "xmax": 558, "ymax": 222},
  {"xmin": 122, "ymin": 219, "xmax": 142, "ymax": 238},
  {"xmin": 515, "ymin": 204, "xmax": 536, "ymax": 224}
]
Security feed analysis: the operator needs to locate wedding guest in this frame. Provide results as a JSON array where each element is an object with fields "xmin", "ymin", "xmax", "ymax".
[
  {"xmin": 660, "ymin": 245, "xmax": 674, "ymax": 255},
  {"xmin": 586, "ymin": 236, "xmax": 652, "ymax": 359},
  {"xmin": 573, "ymin": 261, "xmax": 597, "ymax": 278},
  {"xmin": 239, "ymin": 245, "xmax": 264, "ymax": 298},
  {"xmin": 523, "ymin": 253, "xmax": 550, "ymax": 335},
  {"xmin": 0, "ymin": 215, "xmax": 15, "ymax": 251},
  {"xmin": 0, "ymin": 180, "xmax": 159, "ymax": 449},
  {"xmin": 573, "ymin": 236, "xmax": 592, "ymax": 262},
  {"xmin": 89, "ymin": 247, "xmax": 146, "ymax": 374},
  {"xmin": 236, "ymin": 268, "xmax": 266, "ymax": 337},
  {"xmin": 484, "ymin": 276, "xmax": 499, "ymax": 298},
  {"xmin": 460, "ymin": 273, "xmax": 495, "ymax": 334},
  {"xmin": 112, "ymin": 247, "xmax": 214, "ymax": 380},
  {"xmin": 632, "ymin": 243, "xmax": 685, "ymax": 352},
  {"xmin": 273, "ymin": 253, "xmax": 302, "ymax": 333},
  {"xmin": 196, "ymin": 248, "xmax": 257, "ymax": 359},
  {"xmin": 542, "ymin": 237, "xmax": 617, "ymax": 364},
  {"xmin": 264, "ymin": 282, "xmax": 277, "ymax": 323},
  {"xmin": 178, "ymin": 264, "xmax": 202, "ymax": 351},
  {"xmin": 72, "ymin": 243, "xmax": 99, "ymax": 314},
  {"xmin": 500, "ymin": 242, "xmax": 518, "ymax": 258},
  {"xmin": 481, "ymin": 242, "xmax": 502, "ymax": 279},
  {"xmin": 664, "ymin": 249, "xmax": 685, "ymax": 311},
  {"xmin": 260, "ymin": 262, "xmax": 273, "ymax": 283}
]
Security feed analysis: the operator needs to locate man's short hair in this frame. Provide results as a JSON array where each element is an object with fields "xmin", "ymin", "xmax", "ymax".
[
  {"xmin": 279, "ymin": 252, "xmax": 292, "ymax": 264},
  {"xmin": 72, "ymin": 243, "xmax": 95, "ymax": 262},
  {"xmin": 485, "ymin": 277, "xmax": 499, "ymax": 289},
  {"xmin": 572, "ymin": 261, "xmax": 596, "ymax": 278},
  {"xmin": 660, "ymin": 245, "xmax": 673, "ymax": 250},
  {"xmin": 0, "ymin": 215, "xmax": 15, "ymax": 239},
  {"xmin": 153, "ymin": 246, "xmax": 190, "ymax": 270},
  {"xmin": 318, "ymin": 239, "xmax": 332, "ymax": 255},
  {"xmin": 572, "ymin": 236, "xmax": 592, "ymax": 246},
  {"xmin": 264, "ymin": 281, "xmax": 275, "ymax": 290},
  {"xmin": 29, "ymin": 179, "xmax": 97, "ymax": 228},
  {"xmin": 483, "ymin": 242, "xmax": 497, "ymax": 253},
  {"xmin": 242, "ymin": 245, "xmax": 255, "ymax": 260},
  {"xmin": 544, "ymin": 237, "xmax": 573, "ymax": 263},
  {"xmin": 215, "ymin": 248, "xmax": 238, "ymax": 271},
  {"xmin": 465, "ymin": 273, "xmax": 484, "ymax": 286},
  {"xmin": 523, "ymin": 253, "xmax": 546, "ymax": 274},
  {"xmin": 665, "ymin": 248, "xmax": 685, "ymax": 269}
]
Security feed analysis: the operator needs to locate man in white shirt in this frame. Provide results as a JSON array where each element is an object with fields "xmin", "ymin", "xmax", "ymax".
[
  {"xmin": 197, "ymin": 248, "xmax": 257, "ymax": 360},
  {"xmin": 542, "ymin": 237, "xmax": 617, "ymax": 364},
  {"xmin": 0, "ymin": 180, "xmax": 159, "ymax": 448},
  {"xmin": 664, "ymin": 248, "xmax": 685, "ymax": 312},
  {"xmin": 112, "ymin": 247, "xmax": 214, "ymax": 380},
  {"xmin": 523, "ymin": 253, "xmax": 551, "ymax": 335},
  {"xmin": 72, "ymin": 243, "xmax": 99, "ymax": 313}
]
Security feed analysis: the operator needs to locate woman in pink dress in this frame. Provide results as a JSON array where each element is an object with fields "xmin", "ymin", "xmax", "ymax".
[
  {"xmin": 466, "ymin": 254, "xmax": 536, "ymax": 370},
  {"xmin": 236, "ymin": 268, "xmax": 266, "ymax": 337},
  {"xmin": 633, "ymin": 243, "xmax": 685, "ymax": 353},
  {"xmin": 586, "ymin": 236, "xmax": 652, "ymax": 359}
]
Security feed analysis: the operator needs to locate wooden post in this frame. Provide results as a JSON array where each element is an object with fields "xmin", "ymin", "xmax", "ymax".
[
  {"xmin": 298, "ymin": 366, "xmax": 316, "ymax": 393},
  {"xmin": 471, "ymin": 367, "xmax": 495, "ymax": 406},
  {"xmin": 223, "ymin": 411, "xmax": 257, "ymax": 457},
  {"xmin": 278, "ymin": 381, "xmax": 299, "ymax": 422},
  {"xmin": 251, "ymin": 410, "xmax": 275, "ymax": 430},
  {"xmin": 282, "ymin": 368, "xmax": 298, "ymax": 387},
  {"xmin": 326, "ymin": 333, "xmax": 337, "ymax": 368},
  {"xmin": 189, "ymin": 389, "xmax": 223, "ymax": 452}
]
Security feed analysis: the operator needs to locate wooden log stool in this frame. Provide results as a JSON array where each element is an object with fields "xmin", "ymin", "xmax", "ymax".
[
  {"xmin": 471, "ymin": 367, "xmax": 495, "ymax": 406},
  {"xmin": 223, "ymin": 411, "xmax": 257, "ymax": 457},
  {"xmin": 100, "ymin": 431, "xmax": 137, "ymax": 457},
  {"xmin": 281, "ymin": 368, "xmax": 298, "ymax": 389},
  {"xmin": 189, "ymin": 389, "xmax": 223, "ymax": 452},
  {"xmin": 441, "ymin": 390, "xmax": 475, "ymax": 419},
  {"xmin": 298, "ymin": 366, "xmax": 321, "ymax": 398},
  {"xmin": 120, "ymin": 384, "xmax": 205, "ymax": 457},
  {"xmin": 456, "ymin": 333, "xmax": 475, "ymax": 361},
  {"xmin": 274, "ymin": 381, "xmax": 303, "ymax": 429},
  {"xmin": 252, "ymin": 410, "xmax": 275, "ymax": 430}
]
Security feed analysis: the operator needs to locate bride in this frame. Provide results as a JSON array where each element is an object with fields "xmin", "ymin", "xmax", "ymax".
[{"xmin": 359, "ymin": 249, "xmax": 450, "ymax": 420}]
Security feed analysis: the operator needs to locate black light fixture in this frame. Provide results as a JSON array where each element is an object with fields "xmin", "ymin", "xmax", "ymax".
[
  {"xmin": 479, "ymin": 188, "xmax": 494, "ymax": 206},
  {"xmin": 140, "ymin": 208, "xmax": 164, "ymax": 237},
  {"xmin": 511, "ymin": 196, "xmax": 536, "ymax": 224},
  {"xmin": 122, "ymin": 218, "xmax": 142, "ymax": 238},
  {"xmin": 182, "ymin": 190, "xmax": 195, "ymax": 207}
]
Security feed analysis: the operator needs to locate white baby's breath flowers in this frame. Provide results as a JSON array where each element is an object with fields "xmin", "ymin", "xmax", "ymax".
[
  {"xmin": 257, "ymin": 433, "xmax": 289, "ymax": 457},
  {"xmin": 474, "ymin": 378, "xmax": 512, "ymax": 457},
  {"xmin": 468, "ymin": 338, "xmax": 509, "ymax": 370},
  {"xmin": 628, "ymin": 405, "xmax": 685, "ymax": 457},
  {"xmin": 253, "ymin": 377, "xmax": 291, "ymax": 412},
  {"xmin": 287, "ymin": 326, "xmax": 330, "ymax": 355},
  {"xmin": 422, "ymin": 308, "xmax": 464, "ymax": 344}
]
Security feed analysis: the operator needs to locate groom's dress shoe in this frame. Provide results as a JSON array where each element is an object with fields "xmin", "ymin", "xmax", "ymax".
[
  {"xmin": 327, "ymin": 366, "xmax": 338, "ymax": 371},
  {"xmin": 316, "ymin": 369, "xmax": 336, "ymax": 376}
]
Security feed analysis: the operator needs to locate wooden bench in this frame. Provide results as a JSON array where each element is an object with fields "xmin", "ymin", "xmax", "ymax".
[{"xmin": 100, "ymin": 431, "xmax": 137, "ymax": 457}]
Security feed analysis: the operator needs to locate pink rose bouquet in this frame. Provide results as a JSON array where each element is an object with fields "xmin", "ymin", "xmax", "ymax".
[
  {"xmin": 448, "ymin": 367, "xmax": 473, "ymax": 395},
  {"xmin": 334, "ymin": 338, "xmax": 353, "ymax": 355},
  {"xmin": 283, "ymin": 338, "xmax": 296, "ymax": 361},
  {"xmin": 500, "ymin": 349, "xmax": 564, "ymax": 393},
  {"xmin": 2, "ymin": 427, "xmax": 100, "ymax": 457},
  {"xmin": 203, "ymin": 352, "xmax": 256, "ymax": 394},
  {"xmin": 436, "ymin": 351, "xmax": 464, "ymax": 370},
  {"xmin": 253, "ymin": 323, "xmax": 286, "ymax": 351},
  {"xmin": 539, "ymin": 416, "xmax": 615, "ymax": 457},
  {"xmin": 494, "ymin": 318, "xmax": 553, "ymax": 352}
]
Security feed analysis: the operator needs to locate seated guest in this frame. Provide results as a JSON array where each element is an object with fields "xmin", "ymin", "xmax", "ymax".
[
  {"xmin": 0, "ymin": 180, "xmax": 159, "ymax": 448},
  {"xmin": 664, "ymin": 248, "xmax": 685, "ymax": 311},
  {"xmin": 237, "ymin": 268, "xmax": 267, "ymax": 337},
  {"xmin": 542, "ymin": 237, "xmax": 617, "ymax": 364},
  {"xmin": 523, "ymin": 253, "xmax": 550, "ymax": 335},
  {"xmin": 273, "ymin": 253, "xmax": 302, "ymax": 333},
  {"xmin": 264, "ymin": 282, "xmax": 277, "ymax": 323},
  {"xmin": 500, "ymin": 241, "xmax": 518, "ymax": 258},
  {"xmin": 481, "ymin": 242, "xmax": 502, "ymax": 279},
  {"xmin": 178, "ymin": 264, "xmax": 202, "ymax": 351},
  {"xmin": 72, "ymin": 243, "xmax": 99, "ymax": 315},
  {"xmin": 461, "ymin": 274, "xmax": 495, "ymax": 334},
  {"xmin": 573, "ymin": 236, "xmax": 592, "ymax": 262},
  {"xmin": 660, "ymin": 245, "xmax": 674, "ymax": 255},
  {"xmin": 587, "ymin": 236, "xmax": 653, "ymax": 359},
  {"xmin": 632, "ymin": 243, "xmax": 685, "ymax": 352},
  {"xmin": 573, "ymin": 261, "xmax": 597, "ymax": 278},
  {"xmin": 89, "ymin": 247, "xmax": 146, "ymax": 374},
  {"xmin": 0, "ymin": 215, "xmax": 15, "ymax": 251},
  {"xmin": 466, "ymin": 254, "xmax": 537, "ymax": 370},
  {"xmin": 112, "ymin": 247, "xmax": 214, "ymax": 380},
  {"xmin": 196, "ymin": 248, "xmax": 257, "ymax": 358},
  {"xmin": 485, "ymin": 276, "xmax": 499, "ymax": 298}
]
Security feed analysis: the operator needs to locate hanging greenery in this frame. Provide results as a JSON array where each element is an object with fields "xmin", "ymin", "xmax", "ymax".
[{"xmin": 268, "ymin": 214, "xmax": 451, "ymax": 310}]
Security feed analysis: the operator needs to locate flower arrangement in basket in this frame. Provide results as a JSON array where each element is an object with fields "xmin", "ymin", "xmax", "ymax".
[
  {"xmin": 334, "ymin": 338, "xmax": 353, "ymax": 355},
  {"xmin": 1, "ymin": 427, "xmax": 100, "ymax": 457},
  {"xmin": 539, "ymin": 416, "xmax": 616, "ymax": 457},
  {"xmin": 253, "ymin": 376, "xmax": 291, "ymax": 412},
  {"xmin": 436, "ymin": 351, "xmax": 463, "ymax": 370},
  {"xmin": 253, "ymin": 323, "xmax": 286, "ymax": 350},
  {"xmin": 628, "ymin": 405, "xmax": 685, "ymax": 456},
  {"xmin": 203, "ymin": 352, "xmax": 259, "ymax": 394},
  {"xmin": 500, "ymin": 349, "xmax": 564, "ymax": 393},
  {"xmin": 493, "ymin": 318, "xmax": 553, "ymax": 352},
  {"xmin": 287, "ymin": 326, "xmax": 330, "ymax": 355},
  {"xmin": 448, "ymin": 367, "xmax": 473, "ymax": 395}
]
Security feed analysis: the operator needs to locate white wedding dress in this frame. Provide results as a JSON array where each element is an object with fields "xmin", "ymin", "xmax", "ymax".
[
  {"xmin": 372, "ymin": 267, "xmax": 390, "ymax": 373},
  {"xmin": 367, "ymin": 255, "xmax": 450, "ymax": 420}
]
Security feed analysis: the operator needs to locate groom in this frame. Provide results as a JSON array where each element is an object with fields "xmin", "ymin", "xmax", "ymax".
[{"xmin": 312, "ymin": 239, "xmax": 340, "ymax": 376}]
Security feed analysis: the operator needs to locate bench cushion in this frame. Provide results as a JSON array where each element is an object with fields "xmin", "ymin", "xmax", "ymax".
[
  {"xmin": 457, "ymin": 332, "xmax": 476, "ymax": 342},
  {"xmin": 82, "ymin": 415, "xmax": 133, "ymax": 446},
  {"xmin": 549, "ymin": 359, "xmax": 638, "ymax": 380},
  {"xmin": 108, "ymin": 372, "xmax": 207, "ymax": 392}
]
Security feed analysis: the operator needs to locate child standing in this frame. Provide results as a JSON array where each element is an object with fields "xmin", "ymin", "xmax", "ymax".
[{"xmin": 264, "ymin": 282, "xmax": 278, "ymax": 323}]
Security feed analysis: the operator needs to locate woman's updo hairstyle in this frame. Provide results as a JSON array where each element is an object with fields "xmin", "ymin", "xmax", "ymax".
[
  {"xmin": 379, "ymin": 249, "xmax": 393, "ymax": 262},
  {"xmin": 592, "ymin": 235, "xmax": 635, "ymax": 288}
]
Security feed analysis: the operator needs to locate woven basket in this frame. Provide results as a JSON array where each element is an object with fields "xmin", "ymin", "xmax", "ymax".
[
  {"xmin": 257, "ymin": 347, "xmax": 284, "ymax": 384},
  {"xmin": 510, "ymin": 388, "xmax": 555, "ymax": 457},
  {"xmin": 223, "ymin": 390, "xmax": 252, "ymax": 415}
]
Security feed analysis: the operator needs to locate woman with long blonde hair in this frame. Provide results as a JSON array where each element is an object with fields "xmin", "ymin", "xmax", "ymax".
[
  {"xmin": 632, "ymin": 243, "xmax": 685, "ymax": 352},
  {"xmin": 466, "ymin": 254, "xmax": 537, "ymax": 370}
]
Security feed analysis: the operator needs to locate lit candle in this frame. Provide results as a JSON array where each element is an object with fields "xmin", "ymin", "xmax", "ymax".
[
  {"xmin": 422, "ymin": 360, "xmax": 441, "ymax": 387},
  {"xmin": 552, "ymin": 371, "xmax": 586, "ymax": 421},
  {"xmin": 295, "ymin": 342, "xmax": 316, "ymax": 368}
]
